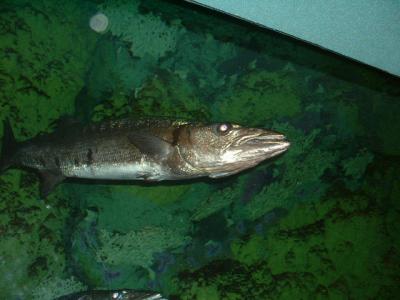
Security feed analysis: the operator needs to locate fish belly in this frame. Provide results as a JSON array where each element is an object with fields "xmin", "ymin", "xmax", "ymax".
[{"xmin": 64, "ymin": 161, "xmax": 169, "ymax": 181}]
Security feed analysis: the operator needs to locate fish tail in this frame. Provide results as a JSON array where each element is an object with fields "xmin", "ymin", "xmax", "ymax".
[{"xmin": 0, "ymin": 119, "xmax": 18, "ymax": 172}]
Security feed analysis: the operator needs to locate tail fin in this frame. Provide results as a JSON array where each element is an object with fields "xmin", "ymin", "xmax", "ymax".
[{"xmin": 0, "ymin": 119, "xmax": 18, "ymax": 172}]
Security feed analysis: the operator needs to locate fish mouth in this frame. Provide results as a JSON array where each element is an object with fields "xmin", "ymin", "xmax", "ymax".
[{"xmin": 238, "ymin": 131, "xmax": 290, "ymax": 157}]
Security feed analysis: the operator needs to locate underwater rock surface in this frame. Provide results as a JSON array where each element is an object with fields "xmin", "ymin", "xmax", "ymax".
[
  {"xmin": 0, "ymin": 0, "xmax": 96, "ymax": 298},
  {"xmin": 0, "ymin": 0, "xmax": 399, "ymax": 299}
]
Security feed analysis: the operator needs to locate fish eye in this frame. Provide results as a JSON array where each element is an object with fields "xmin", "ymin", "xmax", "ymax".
[{"xmin": 215, "ymin": 123, "xmax": 232, "ymax": 135}]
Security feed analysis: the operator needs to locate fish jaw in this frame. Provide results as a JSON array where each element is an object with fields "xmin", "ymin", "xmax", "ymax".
[
  {"xmin": 179, "ymin": 127, "xmax": 290, "ymax": 178},
  {"xmin": 226, "ymin": 130, "xmax": 290, "ymax": 161}
]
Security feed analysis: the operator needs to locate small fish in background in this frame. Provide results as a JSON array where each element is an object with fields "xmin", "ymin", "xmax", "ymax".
[
  {"xmin": 55, "ymin": 289, "xmax": 166, "ymax": 300},
  {"xmin": 0, "ymin": 118, "xmax": 290, "ymax": 198}
]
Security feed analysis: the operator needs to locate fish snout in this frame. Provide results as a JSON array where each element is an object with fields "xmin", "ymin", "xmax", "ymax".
[
  {"xmin": 244, "ymin": 131, "xmax": 289, "ymax": 144},
  {"xmin": 241, "ymin": 130, "xmax": 290, "ymax": 157}
]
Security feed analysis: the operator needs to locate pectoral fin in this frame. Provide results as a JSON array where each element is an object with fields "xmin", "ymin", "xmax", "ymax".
[
  {"xmin": 128, "ymin": 132, "xmax": 173, "ymax": 158},
  {"xmin": 39, "ymin": 170, "xmax": 65, "ymax": 198}
]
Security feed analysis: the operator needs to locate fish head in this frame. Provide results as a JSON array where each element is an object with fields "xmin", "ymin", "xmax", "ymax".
[
  {"xmin": 177, "ymin": 122, "xmax": 290, "ymax": 178},
  {"xmin": 55, "ymin": 289, "xmax": 166, "ymax": 299}
]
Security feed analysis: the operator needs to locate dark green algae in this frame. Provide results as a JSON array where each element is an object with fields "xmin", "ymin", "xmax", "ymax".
[{"xmin": 0, "ymin": 0, "xmax": 399, "ymax": 299}]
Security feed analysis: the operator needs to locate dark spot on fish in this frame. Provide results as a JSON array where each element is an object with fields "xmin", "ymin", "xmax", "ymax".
[
  {"xmin": 39, "ymin": 157, "xmax": 46, "ymax": 167},
  {"xmin": 87, "ymin": 148, "xmax": 93, "ymax": 165},
  {"xmin": 172, "ymin": 127, "xmax": 181, "ymax": 146},
  {"xmin": 54, "ymin": 157, "xmax": 60, "ymax": 168},
  {"xmin": 137, "ymin": 173, "xmax": 150, "ymax": 180},
  {"xmin": 74, "ymin": 157, "xmax": 79, "ymax": 166}
]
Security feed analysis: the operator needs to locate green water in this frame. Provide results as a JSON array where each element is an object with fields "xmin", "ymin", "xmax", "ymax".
[{"xmin": 0, "ymin": 0, "xmax": 399, "ymax": 299}]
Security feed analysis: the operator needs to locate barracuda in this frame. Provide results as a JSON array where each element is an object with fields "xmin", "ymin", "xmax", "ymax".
[
  {"xmin": 55, "ymin": 289, "xmax": 166, "ymax": 300},
  {"xmin": 0, "ymin": 118, "xmax": 290, "ymax": 197}
]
